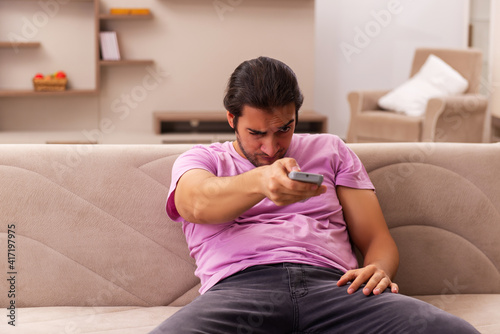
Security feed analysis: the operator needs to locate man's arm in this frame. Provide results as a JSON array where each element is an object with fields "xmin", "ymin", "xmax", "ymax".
[
  {"xmin": 174, "ymin": 158, "xmax": 326, "ymax": 224},
  {"xmin": 335, "ymin": 186, "xmax": 400, "ymax": 295}
]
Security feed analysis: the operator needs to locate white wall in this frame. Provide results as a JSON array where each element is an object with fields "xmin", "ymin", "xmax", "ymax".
[
  {"xmin": 0, "ymin": 0, "xmax": 315, "ymax": 140},
  {"xmin": 490, "ymin": 0, "xmax": 500, "ymax": 118},
  {"xmin": 0, "ymin": 0, "xmax": 98, "ymax": 132},
  {"xmin": 470, "ymin": 0, "xmax": 491, "ymax": 93},
  {"xmin": 315, "ymin": 0, "xmax": 470, "ymax": 138},
  {"xmin": 0, "ymin": 1, "xmax": 96, "ymax": 90}
]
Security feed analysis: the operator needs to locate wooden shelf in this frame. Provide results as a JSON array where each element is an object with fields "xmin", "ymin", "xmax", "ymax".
[
  {"xmin": 98, "ymin": 9, "xmax": 154, "ymax": 67},
  {"xmin": 0, "ymin": 42, "xmax": 40, "ymax": 49},
  {"xmin": 100, "ymin": 59, "xmax": 154, "ymax": 66},
  {"xmin": 99, "ymin": 14, "xmax": 153, "ymax": 20},
  {"xmin": 0, "ymin": 89, "xmax": 98, "ymax": 97},
  {"xmin": 153, "ymin": 110, "xmax": 328, "ymax": 135},
  {"xmin": 0, "ymin": 0, "xmax": 156, "ymax": 137}
]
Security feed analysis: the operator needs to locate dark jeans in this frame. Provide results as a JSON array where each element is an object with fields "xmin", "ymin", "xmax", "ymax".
[{"xmin": 150, "ymin": 263, "xmax": 479, "ymax": 334}]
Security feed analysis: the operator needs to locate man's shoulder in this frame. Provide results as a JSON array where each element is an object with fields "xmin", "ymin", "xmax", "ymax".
[
  {"xmin": 175, "ymin": 140, "xmax": 243, "ymax": 174},
  {"xmin": 181, "ymin": 141, "xmax": 232, "ymax": 157},
  {"xmin": 289, "ymin": 134, "xmax": 351, "ymax": 164},
  {"xmin": 293, "ymin": 133, "xmax": 345, "ymax": 146}
]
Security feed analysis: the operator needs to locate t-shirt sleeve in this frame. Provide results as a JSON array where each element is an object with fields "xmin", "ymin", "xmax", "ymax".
[
  {"xmin": 334, "ymin": 140, "xmax": 374, "ymax": 190},
  {"xmin": 166, "ymin": 146, "xmax": 218, "ymax": 222}
]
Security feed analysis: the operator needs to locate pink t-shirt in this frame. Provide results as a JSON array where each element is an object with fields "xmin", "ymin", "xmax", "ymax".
[{"xmin": 167, "ymin": 133, "xmax": 374, "ymax": 294}]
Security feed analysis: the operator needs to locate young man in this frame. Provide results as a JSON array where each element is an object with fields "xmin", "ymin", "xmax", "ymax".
[{"xmin": 150, "ymin": 57, "xmax": 478, "ymax": 333}]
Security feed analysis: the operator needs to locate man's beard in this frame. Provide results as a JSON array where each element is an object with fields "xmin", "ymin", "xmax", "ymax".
[{"xmin": 235, "ymin": 134, "xmax": 285, "ymax": 167}]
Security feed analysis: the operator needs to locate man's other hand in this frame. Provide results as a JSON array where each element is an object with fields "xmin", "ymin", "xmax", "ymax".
[{"xmin": 336, "ymin": 264, "xmax": 399, "ymax": 296}]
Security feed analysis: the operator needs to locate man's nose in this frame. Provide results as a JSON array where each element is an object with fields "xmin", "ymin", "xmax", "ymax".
[{"xmin": 261, "ymin": 136, "xmax": 279, "ymax": 157}]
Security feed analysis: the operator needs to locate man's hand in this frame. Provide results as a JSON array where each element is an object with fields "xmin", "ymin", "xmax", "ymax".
[
  {"xmin": 336, "ymin": 186, "xmax": 400, "ymax": 296},
  {"xmin": 260, "ymin": 158, "xmax": 326, "ymax": 206},
  {"xmin": 336, "ymin": 264, "xmax": 399, "ymax": 295}
]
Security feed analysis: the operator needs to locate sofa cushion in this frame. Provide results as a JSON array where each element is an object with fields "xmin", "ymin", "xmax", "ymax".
[
  {"xmin": 414, "ymin": 294, "xmax": 500, "ymax": 334},
  {"xmin": 0, "ymin": 144, "xmax": 200, "ymax": 308},
  {"xmin": 378, "ymin": 54, "xmax": 469, "ymax": 117},
  {"xmin": 351, "ymin": 143, "xmax": 500, "ymax": 296},
  {"xmin": 2, "ymin": 295, "xmax": 498, "ymax": 334},
  {"xmin": 0, "ymin": 306, "xmax": 181, "ymax": 334},
  {"xmin": 350, "ymin": 111, "xmax": 422, "ymax": 142}
]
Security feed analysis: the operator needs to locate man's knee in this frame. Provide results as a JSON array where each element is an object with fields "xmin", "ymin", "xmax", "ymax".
[{"xmin": 401, "ymin": 298, "xmax": 479, "ymax": 334}]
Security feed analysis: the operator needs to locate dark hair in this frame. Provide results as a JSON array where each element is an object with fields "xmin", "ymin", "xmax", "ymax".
[{"xmin": 223, "ymin": 56, "xmax": 304, "ymax": 129}]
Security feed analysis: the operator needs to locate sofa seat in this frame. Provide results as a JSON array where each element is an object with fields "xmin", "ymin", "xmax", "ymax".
[
  {"xmin": 350, "ymin": 110, "xmax": 423, "ymax": 142},
  {"xmin": 3, "ymin": 294, "xmax": 499, "ymax": 334},
  {"xmin": 2, "ymin": 306, "xmax": 181, "ymax": 334},
  {"xmin": 414, "ymin": 294, "xmax": 500, "ymax": 333}
]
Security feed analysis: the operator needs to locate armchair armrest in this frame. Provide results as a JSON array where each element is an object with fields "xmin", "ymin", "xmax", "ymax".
[
  {"xmin": 422, "ymin": 94, "xmax": 489, "ymax": 142},
  {"xmin": 347, "ymin": 90, "xmax": 390, "ymax": 115}
]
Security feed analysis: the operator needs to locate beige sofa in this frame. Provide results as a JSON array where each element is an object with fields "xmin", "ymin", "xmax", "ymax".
[{"xmin": 1, "ymin": 142, "xmax": 499, "ymax": 333}]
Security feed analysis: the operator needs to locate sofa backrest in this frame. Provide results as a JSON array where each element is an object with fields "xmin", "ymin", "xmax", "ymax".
[
  {"xmin": 1, "ymin": 143, "xmax": 499, "ymax": 308},
  {"xmin": 0, "ymin": 144, "xmax": 198, "ymax": 308},
  {"xmin": 351, "ymin": 142, "xmax": 500, "ymax": 296},
  {"xmin": 410, "ymin": 48, "xmax": 483, "ymax": 94}
]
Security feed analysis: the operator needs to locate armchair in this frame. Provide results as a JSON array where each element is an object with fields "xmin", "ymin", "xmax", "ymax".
[{"xmin": 346, "ymin": 48, "xmax": 489, "ymax": 143}]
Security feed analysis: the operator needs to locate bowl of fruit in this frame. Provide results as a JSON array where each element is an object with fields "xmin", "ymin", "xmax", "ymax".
[{"xmin": 33, "ymin": 71, "xmax": 67, "ymax": 92}]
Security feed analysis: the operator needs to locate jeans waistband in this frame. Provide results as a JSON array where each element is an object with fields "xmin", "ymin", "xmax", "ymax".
[{"xmin": 252, "ymin": 262, "xmax": 345, "ymax": 275}]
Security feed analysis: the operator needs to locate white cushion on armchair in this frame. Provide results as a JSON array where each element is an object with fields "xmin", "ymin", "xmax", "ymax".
[{"xmin": 378, "ymin": 54, "xmax": 469, "ymax": 117}]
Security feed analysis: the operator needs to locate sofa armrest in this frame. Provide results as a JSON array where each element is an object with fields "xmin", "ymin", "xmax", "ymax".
[
  {"xmin": 346, "ymin": 90, "xmax": 391, "ymax": 143},
  {"xmin": 347, "ymin": 90, "xmax": 390, "ymax": 115},
  {"xmin": 422, "ymin": 94, "xmax": 489, "ymax": 142}
]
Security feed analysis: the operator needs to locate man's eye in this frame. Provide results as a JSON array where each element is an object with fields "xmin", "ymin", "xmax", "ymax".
[{"xmin": 279, "ymin": 126, "xmax": 291, "ymax": 133}]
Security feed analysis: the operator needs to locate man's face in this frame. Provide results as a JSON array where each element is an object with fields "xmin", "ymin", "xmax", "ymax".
[{"xmin": 228, "ymin": 103, "xmax": 296, "ymax": 167}]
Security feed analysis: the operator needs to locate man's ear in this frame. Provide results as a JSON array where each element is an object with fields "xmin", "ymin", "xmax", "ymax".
[{"xmin": 227, "ymin": 111, "xmax": 235, "ymax": 129}]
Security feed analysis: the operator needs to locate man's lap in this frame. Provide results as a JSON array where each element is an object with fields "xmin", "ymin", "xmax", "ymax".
[{"xmin": 150, "ymin": 263, "xmax": 478, "ymax": 334}]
